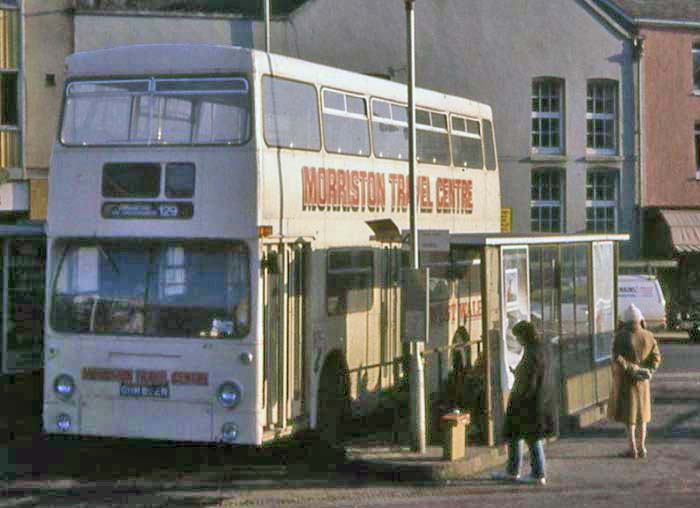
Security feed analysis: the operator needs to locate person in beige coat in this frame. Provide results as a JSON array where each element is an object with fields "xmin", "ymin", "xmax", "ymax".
[{"xmin": 608, "ymin": 304, "xmax": 661, "ymax": 459}]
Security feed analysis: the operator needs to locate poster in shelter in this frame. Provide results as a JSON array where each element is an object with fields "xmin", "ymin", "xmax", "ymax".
[{"xmin": 501, "ymin": 248, "xmax": 529, "ymax": 390}]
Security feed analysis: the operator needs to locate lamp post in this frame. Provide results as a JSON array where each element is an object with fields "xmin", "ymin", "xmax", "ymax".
[
  {"xmin": 264, "ymin": 0, "xmax": 271, "ymax": 52},
  {"xmin": 404, "ymin": 0, "xmax": 426, "ymax": 455}
]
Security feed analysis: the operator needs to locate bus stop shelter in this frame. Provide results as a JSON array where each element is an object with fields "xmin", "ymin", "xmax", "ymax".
[{"xmin": 421, "ymin": 232, "xmax": 629, "ymax": 446}]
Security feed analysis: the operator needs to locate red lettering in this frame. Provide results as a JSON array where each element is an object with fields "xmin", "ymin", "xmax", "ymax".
[
  {"xmin": 302, "ymin": 166, "xmax": 317, "ymax": 208},
  {"xmin": 376, "ymin": 173, "xmax": 386, "ymax": 210},
  {"xmin": 464, "ymin": 180, "xmax": 473, "ymax": 213},
  {"xmin": 81, "ymin": 367, "xmax": 133, "ymax": 383},
  {"xmin": 349, "ymin": 171, "xmax": 360, "ymax": 207},
  {"xmin": 359, "ymin": 171, "xmax": 368, "ymax": 209},
  {"xmin": 419, "ymin": 176, "xmax": 433, "ymax": 211},
  {"xmin": 388, "ymin": 174, "xmax": 399, "ymax": 211},
  {"xmin": 367, "ymin": 171, "xmax": 376, "ymax": 207},
  {"xmin": 135, "ymin": 370, "xmax": 168, "ymax": 385},
  {"xmin": 327, "ymin": 168, "xmax": 337, "ymax": 206},
  {"xmin": 317, "ymin": 167, "xmax": 327, "ymax": 205},
  {"xmin": 171, "ymin": 371, "xmax": 209, "ymax": 386},
  {"xmin": 336, "ymin": 169, "xmax": 348, "ymax": 207}
]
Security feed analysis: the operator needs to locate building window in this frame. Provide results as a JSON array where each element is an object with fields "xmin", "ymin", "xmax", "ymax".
[
  {"xmin": 0, "ymin": 71, "xmax": 17, "ymax": 125},
  {"xmin": 531, "ymin": 79, "xmax": 563, "ymax": 154},
  {"xmin": 694, "ymin": 42, "xmax": 700, "ymax": 91},
  {"xmin": 586, "ymin": 80, "xmax": 617, "ymax": 155},
  {"xmin": 0, "ymin": 6, "xmax": 20, "ymax": 169},
  {"xmin": 531, "ymin": 170, "xmax": 563, "ymax": 232},
  {"xmin": 695, "ymin": 122, "xmax": 700, "ymax": 179},
  {"xmin": 586, "ymin": 171, "xmax": 618, "ymax": 232}
]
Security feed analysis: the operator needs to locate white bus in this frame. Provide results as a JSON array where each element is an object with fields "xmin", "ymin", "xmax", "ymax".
[{"xmin": 43, "ymin": 44, "xmax": 501, "ymax": 445}]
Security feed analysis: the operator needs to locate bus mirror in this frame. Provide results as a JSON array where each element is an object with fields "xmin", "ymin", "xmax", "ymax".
[{"xmin": 262, "ymin": 251, "xmax": 280, "ymax": 274}]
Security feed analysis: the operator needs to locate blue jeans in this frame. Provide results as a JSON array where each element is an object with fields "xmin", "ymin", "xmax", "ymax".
[{"xmin": 506, "ymin": 438, "xmax": 546, "ymax": 479}]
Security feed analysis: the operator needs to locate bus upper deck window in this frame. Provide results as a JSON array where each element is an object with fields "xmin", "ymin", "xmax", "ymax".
[
  {"xmin": 322, "ymin": 88, "xmax": 370, "ymax": 157},
  {"xmin": 451, "ymin": 115, "xmax": 484, "ymax": 170},
  {"xmin": 483, "ymin": 119, "xmax": 498, "ymax": 171}
]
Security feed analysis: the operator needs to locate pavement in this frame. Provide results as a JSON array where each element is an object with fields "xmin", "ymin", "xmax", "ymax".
[{"xmin": 342, "ymin": 338, "xmax": 697, "ymax": 482}]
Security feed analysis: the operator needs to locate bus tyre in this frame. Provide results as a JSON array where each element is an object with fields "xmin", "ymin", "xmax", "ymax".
[{"xmin": 316, "ymin": 356, "xmax": 351, "ymax": 448}]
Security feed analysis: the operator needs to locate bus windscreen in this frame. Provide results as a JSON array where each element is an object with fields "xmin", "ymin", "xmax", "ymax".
[{"xmin": 50, "ymin": 241, "xmax": 250, "ymax": 338}]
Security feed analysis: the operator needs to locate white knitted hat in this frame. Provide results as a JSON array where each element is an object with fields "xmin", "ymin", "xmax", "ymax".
[{"xmin": 623, "ymin": 303, "xmax": 644, "ymax": 324}]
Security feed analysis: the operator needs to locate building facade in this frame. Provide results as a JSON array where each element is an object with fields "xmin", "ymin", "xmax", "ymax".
[{"xmin": 599, "ymin": 0, "xmax": 700, "ymax": 317}]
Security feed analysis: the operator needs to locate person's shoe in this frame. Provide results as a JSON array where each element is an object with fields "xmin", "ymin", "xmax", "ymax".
[
  {"xmin": 639, "ymin": 447, "xmax": 648, "ymax": 459},
  {"xmin": 518, "ymin": 476, "xmax": 547, "ymax": 486},
  {"xmin": 618, "ymin": 449, "xmax": 638, "ymax": 459},
  {"xmin": 491, "ymin": 471, "xmax": 520, "ymax": 481}
]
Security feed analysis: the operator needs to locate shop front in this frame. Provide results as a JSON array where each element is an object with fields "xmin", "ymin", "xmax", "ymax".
[{"xmin": 0, "ymin": 223, "xmax": 45, "ymax": 375}]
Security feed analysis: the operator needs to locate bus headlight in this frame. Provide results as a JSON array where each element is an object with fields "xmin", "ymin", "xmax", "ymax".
[
  {"xmin": 53, "ymin": 374, "xmax": 76, "ymax": 401},
  {"xmin": 221, "ymin": 422, "xmax": 239, "ymax": 443},
  {"xmin": 217, "ymin": 381, "xmax": 242, "ymax": 409},
  {"xmin": 56, "ymin": 413, "xmax": 72, "ymax": 432}
]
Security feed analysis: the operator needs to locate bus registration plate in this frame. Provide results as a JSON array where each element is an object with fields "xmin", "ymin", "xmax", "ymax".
[{"xmin": 119, "ymin": 383, "xmax": 170, "ymax": 399}]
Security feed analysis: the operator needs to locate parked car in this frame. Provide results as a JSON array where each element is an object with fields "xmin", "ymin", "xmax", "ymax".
[{"xmin": 617, "ymin": 275, "xmax": 667, "ymax": 331}]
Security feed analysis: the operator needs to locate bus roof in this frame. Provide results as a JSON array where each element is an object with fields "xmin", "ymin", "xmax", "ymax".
[{"xmin": 66, "ymin": 44, "xmax": 492, "ymax": 119}]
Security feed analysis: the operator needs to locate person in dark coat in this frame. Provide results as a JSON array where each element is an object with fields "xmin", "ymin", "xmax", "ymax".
[{"xmin": 492, "ymin": 320, "xmax": 555, "ymax": 485}]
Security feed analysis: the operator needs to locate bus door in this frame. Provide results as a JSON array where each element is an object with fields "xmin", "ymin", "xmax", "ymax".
[
  {"xmin": 380, "ymin": 246, "xmax": 403, "ymax": 389},
  {"xmin": 262, "ymin": 242, "xmax": 307, "ymax": 432}
]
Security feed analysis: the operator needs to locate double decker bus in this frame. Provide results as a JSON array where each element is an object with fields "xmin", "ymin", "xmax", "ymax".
[{"xmin": 43, "ymin": 44, "xmax": 501, "ymax": 445}]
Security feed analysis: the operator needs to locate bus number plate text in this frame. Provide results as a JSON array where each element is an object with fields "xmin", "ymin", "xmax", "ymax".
[{"xmin": 119, "ymin": 382, "xmax": 170, "ymax": 399}]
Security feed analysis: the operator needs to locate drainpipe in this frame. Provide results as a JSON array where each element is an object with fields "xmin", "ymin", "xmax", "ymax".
[
  {"xmin": 19, "ymin": 0, "xmax": 26, "ymax": 182},
  {"xmin": 634, "ymin": 35, "xmax": 645, "ymax": 257}
]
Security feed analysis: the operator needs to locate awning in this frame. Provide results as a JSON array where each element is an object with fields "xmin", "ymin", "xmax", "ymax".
[
  {"xmin": 0, "ymin": 222, "xmax": 44, "ymax": 237},
  {"xmin": 660, "ymin": 209, "xmax": 700, "ymax": 253}
]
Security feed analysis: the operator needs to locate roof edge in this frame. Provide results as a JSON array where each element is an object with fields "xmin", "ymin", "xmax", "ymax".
[
  {"xmin": 636, "ymin": 18, "xmax": 700, "ymax": 30},
  {"xmin": 583, "ymin": 0, "xmax": 632, "ymax": 38},
  {"xmin": 594, "ymin": 0, "xmax": 634, "ymax": 25}
]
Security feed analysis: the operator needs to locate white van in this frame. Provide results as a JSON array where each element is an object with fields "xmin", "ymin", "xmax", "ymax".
[{"xmin": 617, "ymin": 275, "xmax": 667, "ymax": 331}]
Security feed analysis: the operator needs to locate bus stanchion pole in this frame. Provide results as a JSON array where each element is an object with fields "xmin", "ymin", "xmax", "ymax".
[
  {"xmin": 410, "ymin": 341, "xmax": 426, "ymax": 454},
  {"xmin": 405, "ymin": 0, "xmax": 425, "ymax": 455}
]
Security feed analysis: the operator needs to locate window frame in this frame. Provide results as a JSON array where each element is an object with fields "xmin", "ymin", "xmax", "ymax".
[
  {"xmin": 326, "ymin": 248, "xmax": 374, "ymax": 316},
  {"xmin": 695, "ymin": 121, "xmax": 700, "ymax": 179},
  {"xmin": 370, "ymin": 97, "xmax": 410, "ymax": 161},
  {"xmin": 321, "ymin": 87, "xmax": 371, "ymax": 157},
  {"xmin": 415, "ymin": 107, "xmax": 451, "ymax": 166},
  {"xmin": 531, "ymin": 169, "xmax": 564, "ymax": 233},
  {"xmin": 49, "ymin": 239, "xmax": 251, "ymax": 339},
  {"xmin": 586, "ymin": 80, "xmax": 618, "ymax": 156},
  {"xmin": 585, "ymin": 170, "xmax": 618, "ymax": 233},
  {"xmin": 60, "ymin": 75, "xmax": 253, "ymax": 148},
  {"xmin": 0, "ymin": 70, "xmax": 19, "ymax": 127},
  {"xmin": 693, "ymin": 41, "xmax": 700, "ymax": 92},
  {"xmin": 531, "ymin": 78, "xmax": 564, "ymax": 155},
  {"xmin": 450, "ymin": 114, "xmax": 484, "ymax": 170}
]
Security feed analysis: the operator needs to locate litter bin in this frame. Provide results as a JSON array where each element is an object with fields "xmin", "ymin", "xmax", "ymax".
[{"xmin": 441, "ymin": 411, "xmax": 470, "ymax": 461}]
